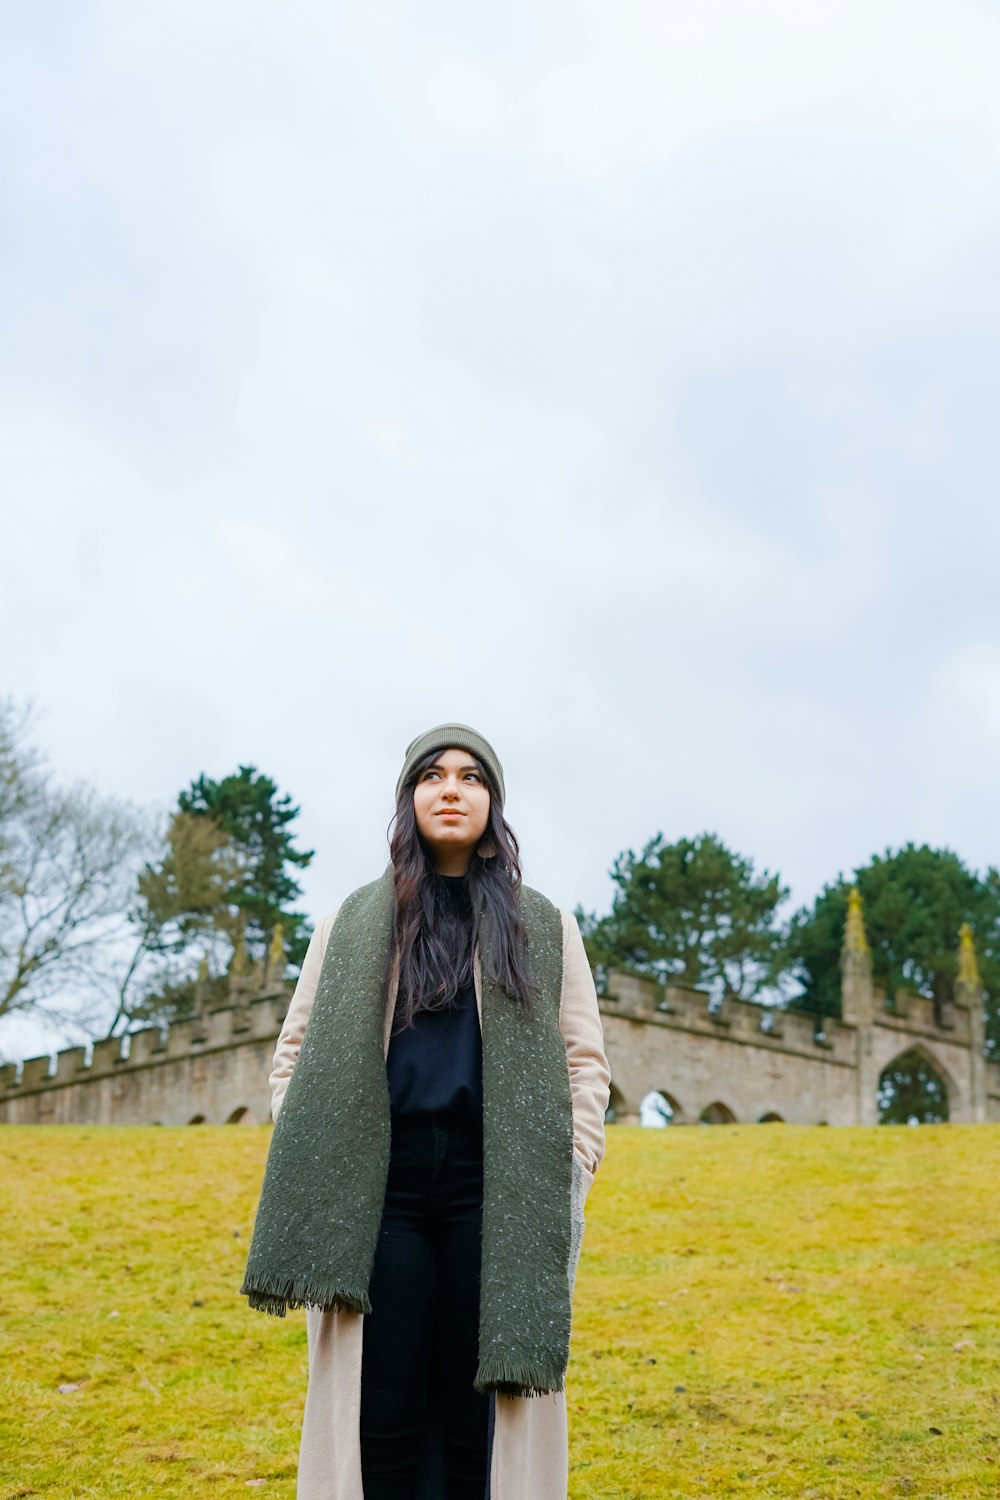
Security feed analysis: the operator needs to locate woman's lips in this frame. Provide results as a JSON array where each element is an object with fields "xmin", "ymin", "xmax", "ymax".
[{"xmin": 436, "ymin": 810, "xmax": 465, "ymax": 818}]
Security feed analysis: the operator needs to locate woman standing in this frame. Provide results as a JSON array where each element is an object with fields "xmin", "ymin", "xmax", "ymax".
[{"xmin": 241, "ymin": 723, "xmax": 611, "ymax": 1500}]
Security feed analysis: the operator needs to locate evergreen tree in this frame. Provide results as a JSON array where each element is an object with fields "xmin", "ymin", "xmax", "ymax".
[
  {"xmin": 122, "ymin": 766, "xmax": 316, "ymax": 1029},
  {"xmin": 784, "ymin": 844, "xmax": 1000, "ymax": 1048},
  {"xmin": 176, "ymin": 764, "xmax": 314, "ymax": 965},
  {"xmin": 577, "ymin": 831, "xmax": 789, "ymax": 1001}
]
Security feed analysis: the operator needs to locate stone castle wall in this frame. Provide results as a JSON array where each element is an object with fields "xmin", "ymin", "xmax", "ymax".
[
  {"xmin": 2, "ymin": 954, "xmax": 998, "ymax": 1127},
  {"xmin": 599, "ymin": 972, "xmax": 1000, "ymax": 1126},
  {"xmin": 0, "ymin": 995, "xmax": 288, "ymax": 1127}
]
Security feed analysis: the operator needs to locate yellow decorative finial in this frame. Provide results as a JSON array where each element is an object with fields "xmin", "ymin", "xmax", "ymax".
[
  {"xmin": 194, "ymin": 953, "xmax": 210, "ymax": 1011},
  {"xmin": 230, "ymin": 932, "xmax": 251, "ymax": 977},
  {"xmin": 844, "ymin": 886, "xmax": 870, "ymax": 955},
  {"xmin": 958, "ymin": 923, "xmax": 981, "ymax": 989}
]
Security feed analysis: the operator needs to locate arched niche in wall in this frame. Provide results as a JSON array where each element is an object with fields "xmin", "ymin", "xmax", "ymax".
[
  {"xmin": 698, "ymin": 1100, "xmax": 737, "ymax": 1125},
  {"xmin": 877, "ymin": 1044, "xmax": 953, "ymax": 1125},
  {"xmin": 226, "ymin": 1105, "xmax": 259, "ymax": 1126},
  {"xmin": 605, "ymin": 1081, "xmax": 626, "ymax": 1124}
]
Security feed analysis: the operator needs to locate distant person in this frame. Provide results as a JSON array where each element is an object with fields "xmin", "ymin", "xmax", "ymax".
[
  {"xmin": 241, "ymin": 722, "xmax": 611, "ymax": 1500},
  {"xmin": 640, "ymin": 1090, "xmax": 674, "ymax": 1127}
]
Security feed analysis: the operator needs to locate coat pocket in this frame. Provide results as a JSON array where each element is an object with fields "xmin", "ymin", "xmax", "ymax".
[{"xmin": 568, "ymin": 1152, "xmax": 594, "ymax": 1296}]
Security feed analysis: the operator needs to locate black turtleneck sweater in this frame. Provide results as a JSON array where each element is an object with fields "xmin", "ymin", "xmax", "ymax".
[{"xmin": 386, "ymin": 874, "xmax": 483, "ymax": 1121}]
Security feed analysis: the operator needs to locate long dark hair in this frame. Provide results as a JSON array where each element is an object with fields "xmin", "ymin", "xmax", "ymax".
[{"xmin": 387, "ymin": 747, "xmax": 537, "ymax": 1028}]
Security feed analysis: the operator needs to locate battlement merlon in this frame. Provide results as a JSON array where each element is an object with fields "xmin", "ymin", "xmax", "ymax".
[{"xmin": 19, "ymin": 1054, "xmax": 55, "ymax": 1088}]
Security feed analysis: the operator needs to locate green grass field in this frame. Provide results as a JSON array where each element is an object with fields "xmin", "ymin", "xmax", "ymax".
[{"xmin": 2, "ymin": 1122, "xmax": 998, "ymax": 1499}]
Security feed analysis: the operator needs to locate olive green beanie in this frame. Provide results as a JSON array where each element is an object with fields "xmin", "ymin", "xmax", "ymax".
[{"xmin": 395, "ymin": 722, "xmax": 506, "ymax": 810}]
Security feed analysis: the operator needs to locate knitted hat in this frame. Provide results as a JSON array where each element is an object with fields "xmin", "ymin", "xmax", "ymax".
[{"xmin": 395, "ymin": 722, "xmax": 505, "ymax": 810}]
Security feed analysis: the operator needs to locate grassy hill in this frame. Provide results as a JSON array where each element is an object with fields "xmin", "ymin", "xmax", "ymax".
[{"xmin": 2, "ymin": 1122, "xmax": 999, "ymax": 1499}]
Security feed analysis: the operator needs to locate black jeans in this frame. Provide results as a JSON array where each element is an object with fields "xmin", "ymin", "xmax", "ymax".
[{"xmin": 360, "ymin": 1113, "xmax": 490, "ymax": 1500}]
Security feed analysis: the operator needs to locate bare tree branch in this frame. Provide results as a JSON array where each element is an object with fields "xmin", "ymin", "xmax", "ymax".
[{"xmin": 0, "ymin": 699, "xmax": 158, "ymax": 1034}]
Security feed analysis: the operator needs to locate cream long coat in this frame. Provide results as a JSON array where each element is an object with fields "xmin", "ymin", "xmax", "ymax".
[{"xmin": 267, "ymin": 898, "xmax": 612, "ymax": 1500}]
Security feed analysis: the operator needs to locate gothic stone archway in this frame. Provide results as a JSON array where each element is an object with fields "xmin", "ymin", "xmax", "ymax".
[{"xmin": 877, "ymin": 1044, "xmax": 953, "ymax": 1125}]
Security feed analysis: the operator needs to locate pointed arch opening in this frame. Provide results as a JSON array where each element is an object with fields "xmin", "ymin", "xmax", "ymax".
[
  {"xmin": 226, "ymin": 1106, "xmax": 258, "ymax": 1126},
  {"xmin": 699, "ymin": 1100, "xmax": 737, "ymax": 1125},
  {"xmin": 758, "ymin": 1111, "xmax": 785, "ymax": 1123},
  {"xmin": 877, "ymin": 1045, "xmax": 952, "ymax": 1125},
  {"xmin": 606, "ymin": 1082, "xmax": 626, "ymax": 1124}
]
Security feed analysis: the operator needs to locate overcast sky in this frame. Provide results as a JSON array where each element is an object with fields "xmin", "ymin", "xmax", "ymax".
[{"xmin": 3, "ymin": 1, "xmax": 999, "ymax": 1060}]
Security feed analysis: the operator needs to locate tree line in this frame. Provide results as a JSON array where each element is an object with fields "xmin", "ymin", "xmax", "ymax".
[
  {"xmin": 2, "ymin": 696, "xmax": 998, "ymax": 1055},
  {"xmin": 575, "ymin": 832, "xmax": 1000, "ymax": 1055},
  {"xmin": 0, "ymin": 698, "xmax": 312, "ymax": 1044}
]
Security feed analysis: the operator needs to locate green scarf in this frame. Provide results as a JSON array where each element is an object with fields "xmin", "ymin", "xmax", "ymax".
[{"xmin": 240, "ymin": 865, "xmax": 575, "ymax": 1397}]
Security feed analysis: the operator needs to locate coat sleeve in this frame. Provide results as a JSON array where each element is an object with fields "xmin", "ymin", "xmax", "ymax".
[
  {"xmin": 269, "ymin": 905, "xmax": 340, "ymax": 1124},
  {"xmin": 558, "ymin": 908, "xmax": 611, "ymax": 1182}
]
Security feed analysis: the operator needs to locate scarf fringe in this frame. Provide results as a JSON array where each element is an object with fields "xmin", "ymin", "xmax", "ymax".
[
  {"xmin": 474, "ymin": 1356, "xmax": 566, "ymax": 1399},
  {"xmin": 241, "ymin": 1272, "xmax": 372, "ymax": 1318}
]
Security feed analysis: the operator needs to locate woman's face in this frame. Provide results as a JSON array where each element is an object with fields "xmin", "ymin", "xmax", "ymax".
[{"xmin": 412, "ymin": 746, "xmax": 492, "ymax": 874}]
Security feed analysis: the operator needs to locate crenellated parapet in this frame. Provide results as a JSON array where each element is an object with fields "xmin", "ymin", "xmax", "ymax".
[
  {"xmin": 0, "ymin": 991, "xmax": 290, "ymax": 1106},
  {"xmin": 2, "ymin": 906, "xmax": 995, "ymax": 1128},
  {"xmin": 603, "ymin": 971, "xmax": 858, "ymax": 1065}
]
